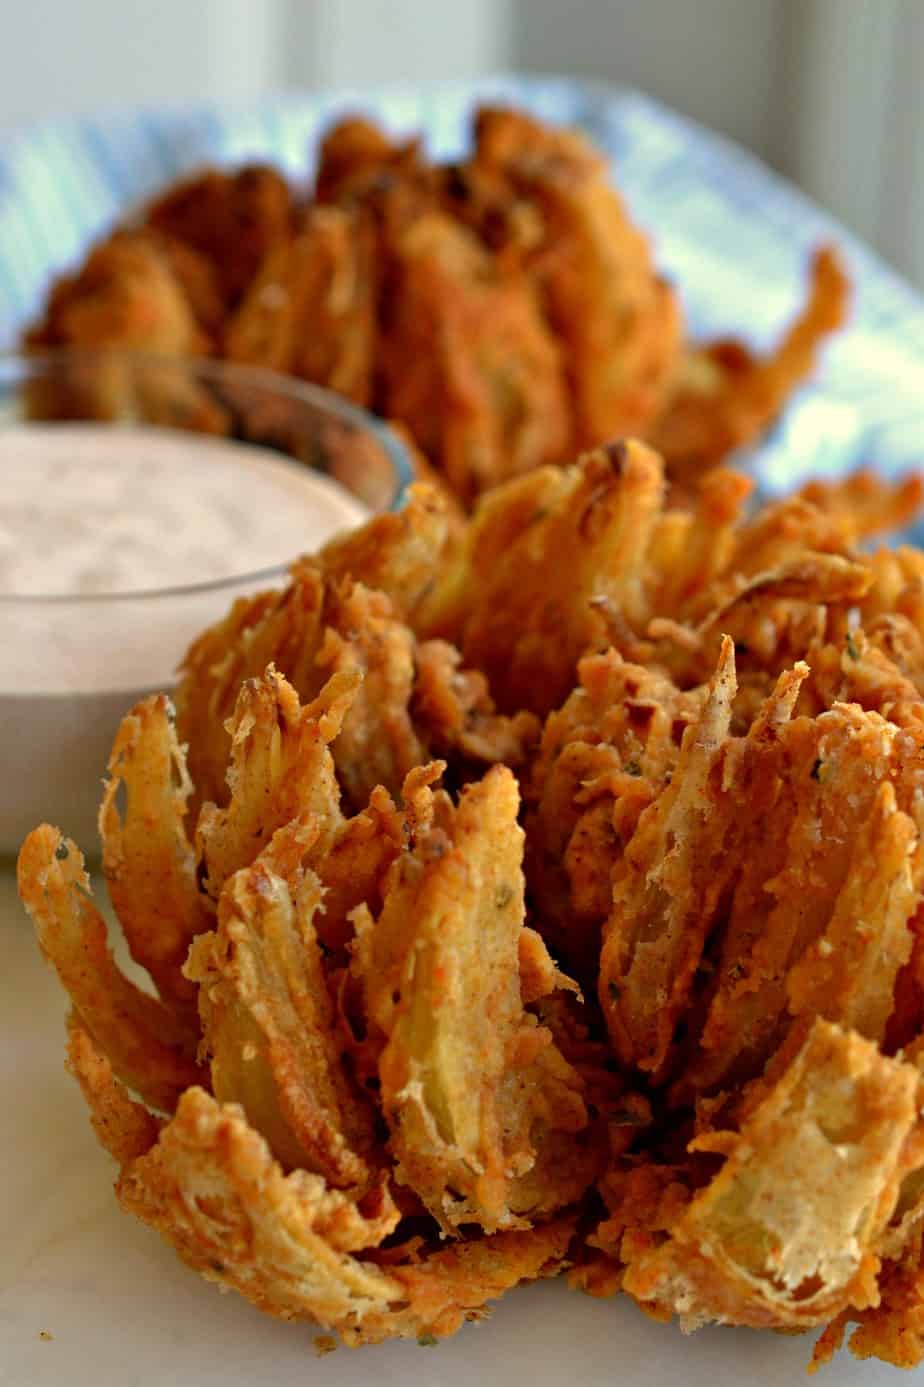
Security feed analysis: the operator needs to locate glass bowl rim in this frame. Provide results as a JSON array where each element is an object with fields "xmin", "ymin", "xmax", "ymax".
[{"xmin": 0, "ymin": 347, "xmax": 415, "ymax": 604}]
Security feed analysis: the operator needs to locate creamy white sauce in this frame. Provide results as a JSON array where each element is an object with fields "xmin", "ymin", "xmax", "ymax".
[
  {"xmin": 0, "ymin": 424, "xmax": 368, "ymax": 596},
  {"xmin": 0, "ymin": 424, "xmax": 369, "ymax": 693},
  {"xmin": 0, "ymin": 424, "xmax": 371, "ymax": 851}
]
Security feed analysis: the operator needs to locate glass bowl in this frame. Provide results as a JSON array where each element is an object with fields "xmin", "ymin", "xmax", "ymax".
[{"xmin": 0, "ymin": 350, "xmax": 415, "ymax": 854}]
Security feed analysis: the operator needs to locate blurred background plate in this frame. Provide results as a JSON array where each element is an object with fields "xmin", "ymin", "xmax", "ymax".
[{"xmin": 2, "ymin": 77, "xmax": 924, "ymax": 523}]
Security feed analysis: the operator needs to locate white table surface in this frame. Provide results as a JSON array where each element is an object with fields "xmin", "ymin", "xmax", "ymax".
[{"xmin": 1, "ymin": 866, "xmax": 910, "ymax": 1385}]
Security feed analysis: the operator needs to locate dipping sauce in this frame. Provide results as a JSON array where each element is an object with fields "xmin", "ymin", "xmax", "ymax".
[
  {"xmin": 0, "ymin": 424, "xmax": 369, "ymax": 691},
  {"xmin": 0, "ymin": 425, "xmax": 368, "ymax": 597},
  {"xmin": 0, "ymin": 423, "xmax": 370, "ymax": 851}
]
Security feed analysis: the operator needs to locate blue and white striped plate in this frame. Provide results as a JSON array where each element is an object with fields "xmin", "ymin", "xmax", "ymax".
[{"xmin": 2, "ymin": 74, "xmax": 924, "ymax": 514}]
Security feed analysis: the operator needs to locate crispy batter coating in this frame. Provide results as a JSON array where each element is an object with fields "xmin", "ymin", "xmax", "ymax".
[
  {"xmin": 415, "ymin": 439, "xmax": 922, "ymax": 739},
  {"xmin": 66, "ymin": 1016, "xmax": 162, "ymax": 1165},
  {"xmin": 412, "ymin": 638, "xmax": 540, "ymax": 770},
  {"xmin": 319, "ymin": 481, "xmax": 452, "ymax": 621},
  {"xmin": 61, "ymin": 917, "xmax": 578, "ymax": 1345},
  {"xmin": 118, "ymin": 1082, "xmax": 416, "ymax": 1335},
  {"xmin": 581, "ymin": 618, "xmax": 924, "ymax": 1098},
  {"xmin": 18, "ymin": 397, "xmax": 924, "ymax": 1365},
  {"xmin": 193, "ymin": 666, "xmax": 411, "ymax": 964},
  {"xmin": 352, "ymin": 766, "xmax": 589, "ymax": 1233},
  {"xmin": 23, "ymin": 230, "xmax": 229, "ymax": 428},
  {"xmin": 525, "ymin": 648, "xmax": 702, "ymax": 978},
  {"xmin": 814, "ymin": 1257, "xmax": 924, "ymax": 1371},
  {"xmin": 419, "ymin": 445, "xmax": 862, "ymax": 711},
  {"xmin": 187, "ymin": 826, "xmax": 381, "ymax": 1188},
  {"xmin": 99, "ymin": 694, "xmax": 212, "ymax": 1020},
  {"xmin": 801, "ymin": 468, "xmax": 924, "ymax": 545},
  {"xmin": 314, "ymin": 117, "xmax": 426, "ymax": 206},
  {"xmin": 175, "ymin": 575, "xmax": 321, "ymax": 815},
  {"xmin": 18, "ymin": 826, "xmax": 203, "ymax": 1110},
  {"xmin": 155, "ymin": 233, "xmax": 227, "ymax": 340},
  {"xmin": 26, "ymin": 229, "xmax": 208, "ymax": 357},
  {"xmin": 196, "ymin": 667, "xmax": 355, "ymax": 898},
  {"xmin": 680, "ymin": 697, "xmax": 924, "ymax": 1102},
  {"xmin": 379, "ymin": 210, "xmax": 571, "ymax": 504},
  {"xmin": 599, "ymin": 637, "xmax": 741, "ymax": 1075},
  {"xmin": 118, "ymin": 1076, "xmax": 576, "ymax": 1343},
  {"xmin": 225, "ymin": 206, "xmax": 377, "ymax": 405},
  {"xmin": 314, "ymin": 583, "xmax": 427, "ymax": 808},
  {"xmin": 386, "ymin": 1215, "xmax": 576, "ymax": 1336},
  {"xmin": 144, "ymin": 164, "xmax": 294, "ymax": 307},
  {"xmin": 176, "ymin": 490, "xmax": 531, "ymax": 817},
  {"xmin": 785, "ymin": 780, "xmax": 920, "ymax": 1040},
  {"xmin": 470, "ymin": 107, "xmax": 683, "ymax": 447},
  {"xmin": 175, "ymin": 560, "xmax": 427, "ymax": 817},
  {"xmin": 26, "ymin": 105, "xmax": 856, "ymax": 503},
  {"xmin": 423, "ymin": 441, "xmax": 665, "ymax": 715},
  {"xmin": 620, "ymin": 1021, "xmax": 924, "ymax": 1331}
]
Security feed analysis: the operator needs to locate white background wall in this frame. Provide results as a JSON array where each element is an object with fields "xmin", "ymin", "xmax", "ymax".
[
  {"xmin": 513, "ymin": 0, "xmax": 789, "ymax": 163},
  {"xmin": 0, "ymin": 0, "xmax": 920, "ymax": 287},
  {"xmin": 0, "ymin": 0, "xmax": 510, "ymax": 121},
  {"xmin": 0, "ymin": 0, "xmax": 283, "ymax": 121}
]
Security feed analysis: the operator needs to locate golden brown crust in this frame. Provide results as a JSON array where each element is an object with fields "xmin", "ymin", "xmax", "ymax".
[
  {"xmin": 100, "ymin": 693, "xmax": 212, "ymax": 1018},
  {"xmin": 599, "ymin": 637, "xmax": 741, "ymax": 1074},
  {"xmin": 187, "ymin": 834, "xmax": 380, "ymax": 1188},
  {"xmin": 470, "ymin": 107, "xmax": 683, "ymax": 447},
  {"xmin": 314, "ymin": 117, "xmax": 426, "ymax": 206},
  {"xmin": 378, "ymin": 210, "xmax": 571, "ymax": 504},
  {"xmin": 225, "ymin": 206, "xmax": 377, "ymax": 405},
  {"xmin": 196, "ymin": 666, "xmax": 354, "ymax": 898},
  {"xmin": 19, "ymin": 826, "xmax": 204, "ymax": 1110},
  {"xmin": 25, "ymin": 229, "xmax": 209, "ymax": 358},
  {"xmin": 70, "ymin": 986, "xmax": 578, "ymax": 1345},
  {"xmin": 25, "ymin": 106, "xmax": 854, "ymax": 504},
  {"xmin": 145, "ymin": 164, "xmax": 294, "ymax": 307},
  {"xmin": 423, "ymin": 442, "xmax": 666, "ymax": 716},
  {"xmin": 16, "ymin": 323, "xmax": 924, "ymax": 1367},
  {"xmin": 66, "ymin": 1017, "xmax": 162, "ymax": 1165},
  {"xmin": 352, "ymin": 765, "xmax": 588, "ymax": 1233},
  {"xmin": 621, "ymin": 1022, "xmax": 924, "ymax": 1332}
]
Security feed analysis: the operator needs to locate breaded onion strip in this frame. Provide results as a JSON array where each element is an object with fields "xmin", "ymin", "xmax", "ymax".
[
  {"xmin": 428, "ymin": 442, "xmax": 665, "ymax": 716},
  {"xmin": 353, "ymin": 765, "xmax": 586, "ymax": 1232},
  {"xmin": 188, "ymin": 819, "xmax": 380, "ymax": 1188},
  {"xmin": 687, "ymin": 702, "xmax": 917, "ymax": 1097},
  {"xmin": 118, "ymin": 1085, "xmax": 410, "ymax": 1335},
  {"xmin": 100, "ymin": 693, "xmax": 211, "ymax": 1017},
  {"xmin": 624, "ymin": 1021, "xmax": 924, "ymax": 1330},
  {"xmin": 225, "ymin": 206, "xmax": 376, "ymax": 405},
  {"xmin": 116, "ymin": 1078, "xmax": 576, "ymax": 1343},
  {"xmin": 599, "ymin": 637, "xmax": 739, "ymax": 1073},
  {"xmin": 315, "ymin": 582, "xmax": 426, "ymax": 808},
  {"xmin": 651, "ymin": 246, "xmax": 850, "ymax": 480},
  {"xmin": 786, "ymin": 781, "xmax": 919, "ymax": 1041},
  {"xmin": 197, "ymin": 666, "xmax": 357, "ymax": 898},
  {"xmin": 18, "ymin": 826, "xmax": 203, "ymax": 1110},
  {"xmin": 66, "ymin": 1016, "xmax": 161, "ymax": 1165}
]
